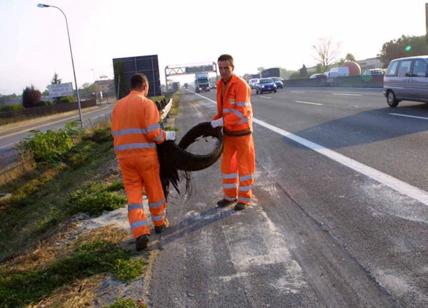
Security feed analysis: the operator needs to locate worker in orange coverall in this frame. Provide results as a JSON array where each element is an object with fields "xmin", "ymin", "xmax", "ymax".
[
  {"xmin": 112, "ymin": 73, "xmax": 176, "ymax": 251},
  {"xmin": 211, "ymin": 54, "xmax": 256, "ymax": 211}
]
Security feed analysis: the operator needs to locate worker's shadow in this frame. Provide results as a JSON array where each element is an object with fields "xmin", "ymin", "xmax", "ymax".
[{"xmin": 159, "ymin": 206, "xmax": 235, "ymax": 247}]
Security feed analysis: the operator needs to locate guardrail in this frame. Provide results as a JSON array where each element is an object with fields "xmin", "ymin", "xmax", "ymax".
[{"xmin": 0, "ymin": 99, "xmax": 97, "ymax": 126}]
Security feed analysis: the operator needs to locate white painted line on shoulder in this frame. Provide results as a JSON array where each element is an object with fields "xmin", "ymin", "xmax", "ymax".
[
  {"xmin": 389, "ymin": 113, "xmax": 428, "ymax": 121},
  {"xmin": 0, "ymin": 141, "xmax": 18, "ymax": 150},
  {"xmin": 332, "ymin": 92, "xmax": 362, "ymax": 96},
  {"xmin": 296, "ymin": 101, "xmax": 323, "ymax": 106},
  {"xmin": 260, "ymin": 96, "xmax": 272, "ymax": 99},
  {"xmin": 193, "ymin": 91, "xmax": 428, "ymax": 207}
]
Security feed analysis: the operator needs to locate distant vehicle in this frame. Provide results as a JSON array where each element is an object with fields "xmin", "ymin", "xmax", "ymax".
[
  {"xmin": 309, "ymin": 73, "xmax": 327, "ymax": 79},
  {"xmin": 271, "ymin": 77, "xmax": 284, "ymax": 89},
  {"xmin": 249, "ymin": 78, "xmax": 259, "ymax": 89},
  {"xmin": 195, "ymin": 72, "xmax": 210, "ymax": 93},
  {"xmin": 255, "ymin": 78, "xmax": 277, "ymax": 94},
  {"xmin": 362, "ymin": 68, "xmax": 385, "ymax": 76},
  {"xmin": 383, "ymin": 55, "xmax": 428, "ymax": 107}
]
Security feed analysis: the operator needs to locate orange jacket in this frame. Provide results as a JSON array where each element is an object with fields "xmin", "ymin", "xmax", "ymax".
[
  {"xmin": 214, "ymin": 74, "xmax": 253, "ymax": 135},
  {"xmin": 111, "ymin": 90, "xmax": 165, "ymax": 158}
]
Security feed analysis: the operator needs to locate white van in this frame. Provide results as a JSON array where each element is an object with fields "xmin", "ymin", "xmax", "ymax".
[{"xmin": 383, "ymin": 55, "xmax": 428, "ymax": 107}]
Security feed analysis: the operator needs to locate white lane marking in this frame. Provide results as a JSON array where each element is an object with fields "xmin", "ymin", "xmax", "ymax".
[
  {"xmin": 192, "ymin": 91, "xmax": 428, "ymax": 207},
  {"xmin": 260, "ymin": 96, "xmax": 272, "ymax": 99},
  {"xmin": 332, "ymin": 92, "xmax": 362, "ymax": 96},
  {"xmin": 389, "ymin": 113, "xmax": 428, "ymax": 121},
  {"xmin": 296, "ymin": 101, "xmax": 323, "ymax": 106},
  {"xmin": 0, "ymin": 141, "xmax": 18, "ymax": 150},
  {"xmin": 290, "ymin": 90, "xmax": 306, "ymax": 94},
  {"xmin": 0, "ymin": 106, "xmax": 111, "ymax": 140}
]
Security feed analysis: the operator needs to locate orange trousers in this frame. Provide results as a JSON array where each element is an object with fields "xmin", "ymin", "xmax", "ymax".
[
  {"xmin": 221, "ymin": 134, "xmax": 256, "ymax": 204},
  {"xmin": 118, "ymin": 155, "xmax": 167, "ymax": 238}
]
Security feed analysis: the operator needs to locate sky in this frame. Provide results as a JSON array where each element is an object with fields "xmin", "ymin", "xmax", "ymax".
[{"xmin": 0, "ymin": 0, "xmax": 426, "ymax": 94}]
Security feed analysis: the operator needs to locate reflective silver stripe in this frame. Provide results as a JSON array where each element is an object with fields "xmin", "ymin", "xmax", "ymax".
[
  {"xmin": 149, "ymin": 199, "xmax": 165, "ymax": 209},
  {"xmin": 239, "ymin": 185, "xmax": 251, "ymax": 192},
  {"xmin": 238, "ymin": 197, "xmax": 252, "ymax": 203},
  {"xmin": 128, "ymin": 204, "xmax": 141, "ymax": 211},
  {"xmin": 224, "ymin": 196, "xmax": 237, "ymax": 201},
  {"xmin": 240, "ymin": 174, "xmax": 254, "ymax": 182},
  {"xmin": 112, "ymin": 128, "xmax": 145, "ymax": 136},
  {"xmin": 112, "ymin": 124, "xmax": 160, "ymax": 136},
  {"xmin": 152, "ymin": 214, "xmax": 165, "ymax": 222},
  {"xmin": 153, "ymin": 132, "xmax": 164, "ymax": 142},
  {"xmin": 130, "ymin": 220, "xmax": 148, "ymax": 229},
  {"xmin": 223, "ymin": 108, "xmax": 232, "ymax": 113},
  {"xmin": 223, "ymin": 183, "xmax": 238, "ymax": 189},
  {"xmin": 114, "ymin": 143, "xmax": 156, "ymax": 151},
  {"xmin": 223, "ymin": 173, "xmax": 238, "ymax": 179},
  {"xmin": 145, "ymin": 123, "xmax": 161, "ymax": 133},
  {"xmin": 235, "ymin": 102, "xmax": 251, "ymax": 107}
]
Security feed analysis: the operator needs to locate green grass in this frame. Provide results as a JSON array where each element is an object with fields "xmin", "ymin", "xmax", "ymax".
[
  {"xmin": 0, "ymin": 240, "xmax": 144, "ymax": 307},
  {"xmin": 67, "ymin": 181, "xmax": 126, "ymax": 217},
  {"xmin": 106, "ymin": 298, "xmax": 147, "ymax": 308},
  {"xmin": 0, "ymin": 126, "xmax": 121, "ymax": 261}
]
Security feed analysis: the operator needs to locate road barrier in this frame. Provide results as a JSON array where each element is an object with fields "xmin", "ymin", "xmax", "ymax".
[{"xmin": 0, "ymin": 99, "xmax": 97, "ymax": 126}]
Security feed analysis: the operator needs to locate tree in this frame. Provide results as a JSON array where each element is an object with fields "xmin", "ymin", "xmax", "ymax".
[
  {"xmin": 257, "ymin": 67, "xmax": 264, "ymax": 74},
  {"xmin": 345, "ymin": 53, "xmax": 356, "ymax": 62},
  {"xmin": 51, "ymin": 72, "xmax": 62, "ymax": 85},
  {"xmin": 299, "ymin": 65, "xmax": 309, "ymax": 78},
  {"xmin": 312, "ymin": 38, "xmax": 340, "ymax": 72},
  {"xmin": 22, "ymin": 85, "xmax": 42, "ymax": 108},
  {"xmin": 378, "ymin": 35, "xmax": 428, "ymax": 67}
]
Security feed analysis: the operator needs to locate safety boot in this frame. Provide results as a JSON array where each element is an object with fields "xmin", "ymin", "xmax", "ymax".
[
  {"xmin": 217, "ymin": 198, "xmax": 237, "ymax": 208},
  {"xmin": 135, "ymin": 234, "xmax": 149, "ymax": 251},
  {"xmin": 154, "ymin": 218, "xmax": 169, "ymax": 234},
  {"xmin": 234, "ymin": 202, "xmax": 248, "ymax": 211}
]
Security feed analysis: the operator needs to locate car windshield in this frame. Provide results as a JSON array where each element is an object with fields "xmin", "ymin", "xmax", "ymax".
[{"xmin": 260, "ymin": 79, "xmax": 273, "ymax": 84}]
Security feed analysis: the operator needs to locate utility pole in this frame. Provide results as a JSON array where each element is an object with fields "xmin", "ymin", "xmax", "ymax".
[{"xmin": 426, "ymin": 3, "xmax": 428, "ymax": 43}]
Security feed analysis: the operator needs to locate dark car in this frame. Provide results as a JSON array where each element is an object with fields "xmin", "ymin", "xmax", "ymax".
[
  {"xmin": 271, "ymin": 77, "xmax": 284, "ymax": 89},
  {"xmin": 255, "ymin": 78, "xmax": 277, "ymax": 94}
]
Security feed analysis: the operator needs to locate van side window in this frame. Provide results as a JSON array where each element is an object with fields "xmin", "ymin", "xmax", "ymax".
[
  {"xmin": 412, "ymin": 60, "xmax": 428, "ymax": 77},
  {"xmin": 397, "ymin": 60, "xmax": 412, "ymax": 77},
  {"xmin": 386, "ymin": 61, "xmax": 399, "ymax": 76}
]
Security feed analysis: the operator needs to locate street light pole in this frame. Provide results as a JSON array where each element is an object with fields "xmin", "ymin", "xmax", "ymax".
[{"xmin": 37, "ymin": 3, "xmax": 83, "ymax": 127}]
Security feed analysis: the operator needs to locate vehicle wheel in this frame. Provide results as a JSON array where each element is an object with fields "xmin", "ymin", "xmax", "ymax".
[
  {"xmin": 256, "ymin": 90, "xmax": 259, "ymax": 95},
  {"xmin": 386, "ymin": 90, "xmax": 399, "ymax": 108},
  {"xmin": 274, "ymin": 89, "xmax": 277, "ymax": 93}
]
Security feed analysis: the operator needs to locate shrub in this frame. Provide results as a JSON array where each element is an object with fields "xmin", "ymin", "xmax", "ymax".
[
  {"xmin": 20, "ymin": 121, "xmax": 82, "ymax": 163},
  {"xmin": 22, "ymin": 85, "xmax": 42, "ymax": 108},
  {"xmin": 0, "ymin": 104, "xmax": 23, "ymax": 112},
  {"xmin": 57, "ymin": 96, "xmax": 75, "ymax": 104}
]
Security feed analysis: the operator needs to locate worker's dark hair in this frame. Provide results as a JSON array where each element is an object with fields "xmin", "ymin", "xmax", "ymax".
[
  {"xmin": 218, "ymin": 54, "xmax": 234, "ymax": 67},
  {"xmin": 130, "ymin": 73, "xmax": 148, "ymax": 89}
]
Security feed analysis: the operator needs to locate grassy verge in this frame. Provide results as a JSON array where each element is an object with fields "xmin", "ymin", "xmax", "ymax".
[
  {"xmin": 0, "ymin": 123, "xmax": 122, "ymax": 261},
  {"xmin": 0, "ymin": 94, "xmax": 182, "ymax": 306}
]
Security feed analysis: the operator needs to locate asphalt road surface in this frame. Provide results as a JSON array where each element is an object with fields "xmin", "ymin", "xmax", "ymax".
[
  {"xmin": 149, "ymin": 87, "xmax": 428, "ymax": 308},
  {"xmin": 0, "ymin": 104, "xmax": 114, "ymax": 169}
]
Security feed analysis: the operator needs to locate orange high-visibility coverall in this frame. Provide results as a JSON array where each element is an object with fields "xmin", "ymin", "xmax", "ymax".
[
  {"xmin": 112, "ymin": 90, "xmax": 167, "ymax": 238},
  {"xmin": 213, "ymin": 75, "xmax": 256, "ymax": 204}
]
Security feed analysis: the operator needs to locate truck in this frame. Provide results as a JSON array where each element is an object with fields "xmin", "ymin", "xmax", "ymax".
[{"xmin": 194, "ymin": 72, "xmax": 210, "ymax": 93}]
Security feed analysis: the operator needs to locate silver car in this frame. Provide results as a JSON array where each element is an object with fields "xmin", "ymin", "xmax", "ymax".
[{"xmin": 384, "ymin": 55, "xmax": 428, "ymax": 107}]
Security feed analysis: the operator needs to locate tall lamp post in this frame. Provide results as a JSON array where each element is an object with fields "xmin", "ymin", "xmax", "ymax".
[{"xmin": 37, "ymin": 3, "xmax": 83, "ymax": 127}]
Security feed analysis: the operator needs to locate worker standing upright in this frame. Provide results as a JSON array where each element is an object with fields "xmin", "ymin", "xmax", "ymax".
[
  {"xmin": 112, "ymin": 73, "xmax": 176, "ymax": 250},
  {"xmin": 211, "ymin": 54, "xmax": 256, "ymax": 211}
]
